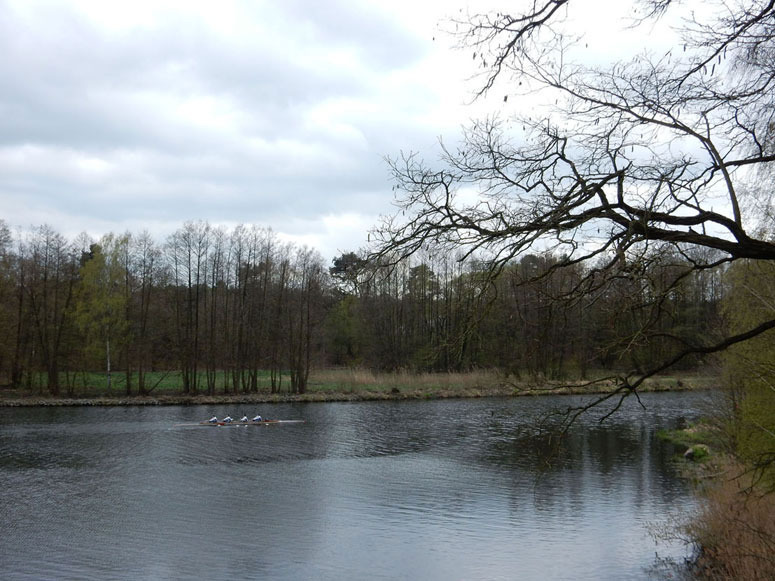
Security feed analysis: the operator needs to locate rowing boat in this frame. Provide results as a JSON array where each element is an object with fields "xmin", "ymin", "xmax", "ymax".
[{"xmin": 173, "ymin": 419, "xmax": 306, "ymax": 427}]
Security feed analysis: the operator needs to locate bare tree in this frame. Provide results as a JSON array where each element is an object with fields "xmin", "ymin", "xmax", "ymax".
[
  {"xmin": 286, "ymin": 246, "xmax": 326, "ymax": 394},
  {"xmin": 129, "ymin": 231, "xmax": 162, "ymax": 395},
  {"xmin": 167, "ymin": 220, "xmax": 211, "ymax": 394},
  {"xmin": 23, "ymin": 226, "xmax": 79, "ymax": 395},
  {"xmin": 0, "ymin": 221, "xmax": 14, "ymax": 386},
  {"xmin": 374, "ymin": 0, "xmax": 775, "ymax": 415}
]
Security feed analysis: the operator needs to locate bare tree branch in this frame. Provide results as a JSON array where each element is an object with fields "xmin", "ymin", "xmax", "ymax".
[{"xmin": 373, "ymin": 0, "xmax": 775, "ymax": 422}]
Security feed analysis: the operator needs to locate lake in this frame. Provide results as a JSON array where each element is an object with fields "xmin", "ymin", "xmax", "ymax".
[{"xmin": 0, "ymin": 391, "xmax": 711, "ymax": 580}]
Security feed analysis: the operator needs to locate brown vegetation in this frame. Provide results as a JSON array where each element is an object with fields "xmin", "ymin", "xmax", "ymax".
[{"xmin": 686, "ymin": 466, "xmax": 775, "ymax": 580}]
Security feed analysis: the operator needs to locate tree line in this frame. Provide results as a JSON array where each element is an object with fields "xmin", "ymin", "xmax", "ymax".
[
  {"xmin": 0, "ymin": 221, "xmax": 323, "ymax": 396},
  {"xmin": 0, "ymin": 219, "xmax": 725, "ymax": 397}
]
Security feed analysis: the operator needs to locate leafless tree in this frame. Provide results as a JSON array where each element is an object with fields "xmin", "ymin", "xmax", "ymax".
[
  {"xmin": 23, "ymin": 226, "xmax": 79, "ymax": 395},
  {"xmin": 373, "ymin": 0, "xmax": 775, "ymax": 418},
  {"xmin": 129, "ymin": 231, "xmax": 163, "ymax": 395}
]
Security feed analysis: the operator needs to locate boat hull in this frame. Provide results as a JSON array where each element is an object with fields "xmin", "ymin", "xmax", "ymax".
[{"xmin": 173, "ymin": 420, "xmax": 305, "ymax": 427}]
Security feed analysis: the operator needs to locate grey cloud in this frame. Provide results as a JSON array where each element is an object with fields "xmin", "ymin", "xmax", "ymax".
[
  {"xmin": 245, "ymin": 0, "xmax": 426, "ymax": 69},
  {"xmin": 0, "ymin": 0, "xmax": 461, "ymax": 256},
  {"xmin": 0, "ymin": 0, "xmax": 426, "ymax": 148}
]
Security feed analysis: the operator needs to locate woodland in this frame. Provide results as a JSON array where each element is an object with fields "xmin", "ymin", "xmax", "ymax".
[{"xmin": 0, "ymin": 220, "xmax": 722, "ymax": 398}]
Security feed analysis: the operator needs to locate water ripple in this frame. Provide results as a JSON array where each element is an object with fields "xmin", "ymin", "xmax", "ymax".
[{"xmin": 0, "ymin": 393, "xmax": 704, "ymax": 580}]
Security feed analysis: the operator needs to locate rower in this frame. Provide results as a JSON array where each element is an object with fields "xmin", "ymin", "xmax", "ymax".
[
  {"xmin": 222, "ymin": 416, "xmax": 233, "ymax": 423},
  {"xmin": 239, "ymin": 415, "xmax": 249, "ymax": 422},
  {"xmin": 252, "ymin": 414, "xmax": 263, "ymax": 422},
  {"xmin": 208, "ymin": 416, "xmax": 218, "ymax": 423}
]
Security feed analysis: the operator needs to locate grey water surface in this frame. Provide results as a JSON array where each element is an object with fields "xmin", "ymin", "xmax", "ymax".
[{"xmin": 0, "ymin": 391, "xmax": 710, "ymax": 580}]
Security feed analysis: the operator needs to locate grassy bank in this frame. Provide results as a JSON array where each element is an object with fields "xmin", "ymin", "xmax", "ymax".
[{"xmin": 0, "ymin": 369, "xmax": 714, "ymax": 406}]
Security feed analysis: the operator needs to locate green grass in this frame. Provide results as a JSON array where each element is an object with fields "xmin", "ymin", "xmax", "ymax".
[
  {"xmin": 657, "ymin": 419, "xmax": 728, "ymax": 470},
  {"xmin": 15, "ymin": 369, "xmax": 295, "ymax": 396},
  {"xmin": 657, "ymin": 419, "xmax": 720, "ymax": 448}
]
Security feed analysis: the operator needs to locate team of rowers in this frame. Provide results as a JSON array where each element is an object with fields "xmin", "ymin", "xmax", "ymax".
[{"xmin": 207, "ymin": 414, "xmax": 264, "ymax": 423}]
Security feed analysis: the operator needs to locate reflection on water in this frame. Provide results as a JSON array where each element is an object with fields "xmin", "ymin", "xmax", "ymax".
[{"xmin": 0, "ymin": 392, "xmax": 711, "ymax": 580}]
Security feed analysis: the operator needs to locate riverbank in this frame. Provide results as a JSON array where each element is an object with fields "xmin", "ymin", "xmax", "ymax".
[
  {"xmin": 658, "ymin": 419, "xmax": 775, "ymax": 578},
  {"xmin": 658, "ymin": 420, "xmax": 729, "ymax": 484},
  {"xmin": 0, "ymin": 372, "xmax": 714, "ymax": 406}
]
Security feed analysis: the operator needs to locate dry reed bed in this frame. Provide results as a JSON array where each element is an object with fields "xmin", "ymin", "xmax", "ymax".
[{"xmin": 686, "ymin": 467, "xmax": 775, "ymax": 580}]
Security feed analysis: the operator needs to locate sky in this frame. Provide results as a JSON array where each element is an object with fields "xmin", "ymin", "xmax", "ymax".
[{"xmin": 0, "ymin": 0, "xmax": 676, "ymax": 261}]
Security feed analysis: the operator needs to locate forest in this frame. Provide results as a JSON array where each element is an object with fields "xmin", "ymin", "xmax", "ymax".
[{"xmin": 0, "ymin": 218, "xmax": 724, "ymax": 397}]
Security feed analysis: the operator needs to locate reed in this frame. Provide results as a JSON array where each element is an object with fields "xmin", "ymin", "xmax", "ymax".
[
  {"xmin": 307, "ymin": 368, "xmax": 504, "ymax": 394},
  {"xmin": 686, "ymin": 465, "xmax": 775, "ymax": 580}
]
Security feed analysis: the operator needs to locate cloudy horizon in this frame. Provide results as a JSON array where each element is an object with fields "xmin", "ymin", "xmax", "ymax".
[
  {"xmin": 0, "ymin": 0, "xmax": 674, "ymax": 261},
  {"xmin": 1, "ymin": 0, "xmax": 491, "ymax": 260}
]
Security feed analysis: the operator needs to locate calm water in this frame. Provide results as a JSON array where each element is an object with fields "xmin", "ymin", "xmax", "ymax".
[{"xmin": 0, "ymin": 392, "xmax": 711, "ymax": 580}]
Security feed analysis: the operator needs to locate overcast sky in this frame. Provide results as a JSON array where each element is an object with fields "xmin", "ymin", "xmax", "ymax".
[{"xmin": 0, "ymin": 0, "xmax": 675, "ymax": 260}]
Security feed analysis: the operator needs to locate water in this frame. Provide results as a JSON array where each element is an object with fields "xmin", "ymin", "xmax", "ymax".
[{"xmin": 0, "ymin": 392, "xmax": 710, "ymax": 580}]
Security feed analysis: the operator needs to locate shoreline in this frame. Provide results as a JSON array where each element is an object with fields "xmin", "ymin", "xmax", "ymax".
[{"xmin": 0, "ymin": 378, "xmax": 713, "ymax": 407}]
